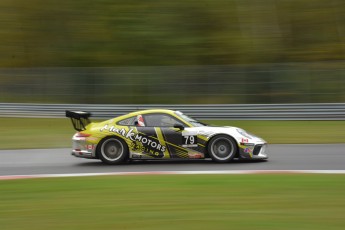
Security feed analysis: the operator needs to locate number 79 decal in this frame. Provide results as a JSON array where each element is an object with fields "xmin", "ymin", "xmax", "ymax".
[{"xmin": 182, "ymin": 135, "xmax": 198, "ymax": 147}]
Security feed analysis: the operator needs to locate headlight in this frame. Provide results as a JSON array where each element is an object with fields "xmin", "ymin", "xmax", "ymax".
[{"xmin": 236, "ymin": 128, "xmax": 253, "ymax": 139}]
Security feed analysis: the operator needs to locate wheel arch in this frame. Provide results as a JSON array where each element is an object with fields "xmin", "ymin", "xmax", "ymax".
[
  {"xmin": 205, "ymin": 133, "xmax": 239, "ymax": 158},
  {"xmin": 95, "ymin": 135, "xmax": 129, "ymax": 159}
]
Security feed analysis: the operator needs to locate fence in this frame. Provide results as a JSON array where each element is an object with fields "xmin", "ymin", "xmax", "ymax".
[
  {"xmin": 0, "ymin": 63, "xmax": 344, "ymax": 104},
  {"xmin": 1, "ymin": 103, "xmax": 344, "ymax": 120}
]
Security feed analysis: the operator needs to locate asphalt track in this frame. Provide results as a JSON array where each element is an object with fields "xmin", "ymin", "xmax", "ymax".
[{"xmin": 0, "ymin": 144, "xmax": 344, "ymax": 176}]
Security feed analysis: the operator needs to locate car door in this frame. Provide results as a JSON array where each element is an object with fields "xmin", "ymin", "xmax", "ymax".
[
  {"xmin": 132, "ymin": 125, "xmax": 166, "ymax": 158},
  {"xmin": 142, "ymin": 113, "xmax": 191, "ymax": 159}
]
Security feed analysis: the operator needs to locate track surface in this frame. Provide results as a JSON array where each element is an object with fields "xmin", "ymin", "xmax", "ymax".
[{"xmin": 0, "ymin": 144, "xmax": 344, "ymax": 176}]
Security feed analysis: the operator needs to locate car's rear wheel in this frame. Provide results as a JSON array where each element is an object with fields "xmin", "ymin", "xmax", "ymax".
[
  {"xmin": 98, "ymin": 137, "xmax": 128, "ymax": 164},
  {"xmin": 208, "ymin": 135, "xmax": 237, "ymax": 163}
]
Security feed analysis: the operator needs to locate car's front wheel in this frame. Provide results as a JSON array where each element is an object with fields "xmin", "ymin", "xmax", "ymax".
[
  {"xmin": 98, "ymin": 137, "xmax": 128, "ymax": 164},
  {"xmin": 208, "ymin": 135, "xmax": 237, "ymax": 163}
]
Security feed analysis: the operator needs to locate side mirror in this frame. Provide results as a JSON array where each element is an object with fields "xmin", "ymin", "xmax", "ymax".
[{"xmin": 173, "ymin": 124, "xmax": 184, "ymax": 130}]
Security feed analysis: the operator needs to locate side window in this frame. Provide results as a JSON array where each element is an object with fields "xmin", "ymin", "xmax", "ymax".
[
  {"xmin": 144, "ymin": 114, "xmax": 184, "ymax": 127},
  {"xmin": 117, "ymin": 116, "xmax": 136, "ymax": 126}
]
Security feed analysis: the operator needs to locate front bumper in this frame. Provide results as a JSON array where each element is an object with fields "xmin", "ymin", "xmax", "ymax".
[{"xmin": 239, "ymin": 143, "xmax": 268, "ymax": 160}]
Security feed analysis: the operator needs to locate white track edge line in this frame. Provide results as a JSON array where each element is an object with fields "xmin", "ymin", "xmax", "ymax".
[{"xmin": 1, "ymin": 170, "xmax": 345, "ymax": 180}]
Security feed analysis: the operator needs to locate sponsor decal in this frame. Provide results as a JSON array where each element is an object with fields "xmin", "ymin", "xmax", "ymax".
[
  {"xmin": 188, "ymin": 153, "xmax": 204, "ymax": 159},
  {"xmin": 130, "ymin": 140, "xmax": 164, "ymax": 158},
  {"xmin": 244, "ymin": 148, "xmax": 252, "ymax": 153},
  {"xmin": 100, "ymin": 125, "xmax": 166, "ymax": 157},
  {"xmin": 241, "ymin": 138, "xmax": 249, "ymax": 143},
  {"xmin": 86, "ymin": 144, "xmax": 94, "ymax": 150}
]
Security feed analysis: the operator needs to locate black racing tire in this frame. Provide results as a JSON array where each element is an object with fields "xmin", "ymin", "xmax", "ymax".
[
  {"xmin": 207, "ymin": 135, "xmax": 238, "ymax": 163},
  {"xmin": 97, "ymin": 137, "xmax": 129, "ymax": 165}
]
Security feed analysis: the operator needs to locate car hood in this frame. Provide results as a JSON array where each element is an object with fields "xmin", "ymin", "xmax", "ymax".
[{"xmin": 186, "ymin": 126, "xmax": 266, "ymax": 143}]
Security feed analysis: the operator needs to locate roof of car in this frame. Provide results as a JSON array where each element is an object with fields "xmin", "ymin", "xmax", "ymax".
[{"xmin": 125, "ymin": 109, "xmax": 176, "ymax": 117}]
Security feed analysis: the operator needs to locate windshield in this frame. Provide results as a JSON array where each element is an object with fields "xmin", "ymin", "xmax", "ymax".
[{"xmin": 174, "ymin": 111, "xmax": 206, "ymax": 127}]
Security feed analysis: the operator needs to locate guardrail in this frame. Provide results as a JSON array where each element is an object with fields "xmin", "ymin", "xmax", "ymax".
[{"xmin": 0, "ymin": 103, "xmax": 344, "ymax": 120}]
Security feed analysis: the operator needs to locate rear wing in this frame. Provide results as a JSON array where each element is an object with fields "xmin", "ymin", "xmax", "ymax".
[{"xmin": 65, "ymin": 110, "xmax": 92, "ymax": 131}]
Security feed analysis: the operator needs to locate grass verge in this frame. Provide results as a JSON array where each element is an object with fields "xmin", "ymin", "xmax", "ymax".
[
  {"xmin": 0, "ymin": 118, "xmax": 344, "ymax": 149},
  {"xmin": 1, "ymin": 174, "xmax": 345, "ymax": 230}
]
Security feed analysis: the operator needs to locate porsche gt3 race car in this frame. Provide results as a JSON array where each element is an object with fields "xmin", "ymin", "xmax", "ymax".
[{"xmin": 66, "ymin": 109, "xmax": 268, "ymax": 164}]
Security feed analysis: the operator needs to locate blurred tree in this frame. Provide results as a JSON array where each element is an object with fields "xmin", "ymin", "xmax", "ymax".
[
  {"xmin": 0, "ymin": 0, "xmax": 344, "ymax": 104},
  {"xmin": 0, "ymin": 0, "xmax": 344, "ymax": 67}
]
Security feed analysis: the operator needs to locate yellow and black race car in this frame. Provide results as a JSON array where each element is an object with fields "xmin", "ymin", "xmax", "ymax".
[{"xmin": 66, "ymin": 109, "xmax": 268, "ymax": 164}]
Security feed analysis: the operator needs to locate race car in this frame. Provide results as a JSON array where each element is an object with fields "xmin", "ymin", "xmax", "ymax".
[{"xmin": 66, "ymin": 109, "xmax": 268, "ymax": 164}]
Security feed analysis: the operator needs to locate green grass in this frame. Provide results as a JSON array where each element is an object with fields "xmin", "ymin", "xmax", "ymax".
[
  {"xmin": 0, "ymin": 118, "xmax": 344, "ymax": 149},
  {"xmin": 1, "ymin": 174, "xmax": 345, "ymax": 230},
  {"xmin": 0, "ymin": 118, "xmax": 75, "ymax": 149}
]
